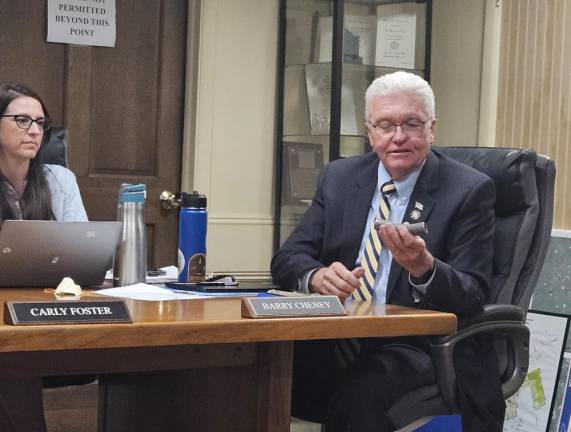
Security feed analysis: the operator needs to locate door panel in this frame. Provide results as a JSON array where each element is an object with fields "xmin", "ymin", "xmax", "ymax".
[
  {"xmin": 0, "ymin": 0, "xmax": 188, "ymax": 268},
  {"xmin": 0, "ymin": 0, "xmax": 66, "ymax": 120}
]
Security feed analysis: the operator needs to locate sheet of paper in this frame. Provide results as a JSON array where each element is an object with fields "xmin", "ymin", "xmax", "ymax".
[
  {"xmin": 96, "ymin": 282, "xmax": 259, "ymax": 301},
  {"xmin": 47, "ymin": 0, "xmax": 117, "ymax": 47},
  {"xmin": 305, "ymin": 63, "xmax": 369, "ymax": 137},
  {"xmin": 96, "ymin": 283, "xmax": 198, "ymax": 301},
  {"xmin": 375, "ymin": 7, "xmax": 416, "ymax": 69},
  {"xmin": 305, "ymin": 63, "xmax": 331, "ymax": 135}
]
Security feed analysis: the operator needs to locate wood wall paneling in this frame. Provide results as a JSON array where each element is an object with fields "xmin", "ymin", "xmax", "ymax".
[
  {"xmin": 0, "ymin": 0, "xmax": 66, "ymax": 123},
  {"xmin": 89, "ymin": 0, "xmax": 161, "ymax": 176},
  {"xmin": 497, "ymin": 0, "xmax": 571, "ymax": 229}
]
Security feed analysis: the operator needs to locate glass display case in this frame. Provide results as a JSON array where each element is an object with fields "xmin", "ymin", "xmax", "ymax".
[{"xmin": 274, "ymin": 0, "xmax": 432, "ymax": 250}]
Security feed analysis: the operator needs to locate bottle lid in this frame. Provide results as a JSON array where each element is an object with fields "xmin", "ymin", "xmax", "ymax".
[
  {"xmin": 180, "ymin": 191, "xmax": 207, "ymax": 208},
  {"xmin": 118, "ymin": 183, "xmax": 146, "ymax": 203}
]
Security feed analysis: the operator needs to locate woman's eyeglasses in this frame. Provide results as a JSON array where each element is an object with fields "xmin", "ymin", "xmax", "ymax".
[{"xmin": 0, "ymin": 114, "xmax": 53, "ymax": 132}]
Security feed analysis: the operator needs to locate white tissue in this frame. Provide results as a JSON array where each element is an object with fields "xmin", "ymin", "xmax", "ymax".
[{"xmin": 55, "ymin": 277, "xmax": 82, "ymax": 296}]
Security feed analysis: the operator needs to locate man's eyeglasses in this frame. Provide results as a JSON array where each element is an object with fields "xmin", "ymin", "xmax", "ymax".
[
  {"xmin": 0, "ymin": 115, "xmax": 53, "ymax": 132},
  {"xmin": 368, "ymin": 118, "xmax": 431, "ymax": 137}
]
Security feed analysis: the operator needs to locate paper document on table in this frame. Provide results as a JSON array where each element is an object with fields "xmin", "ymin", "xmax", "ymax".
[{"xmin": 96, "ymin": 283, "xmax": 198, "ymax": 301}]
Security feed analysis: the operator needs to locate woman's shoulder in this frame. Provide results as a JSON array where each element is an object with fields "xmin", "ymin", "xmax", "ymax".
[
  {"xmin": 43, "ymin": 164, "xmax": 77, "ymax": 180},
  {"xmin": 43, "ymin": 164, "xmax": 78, "ymax": 191}
]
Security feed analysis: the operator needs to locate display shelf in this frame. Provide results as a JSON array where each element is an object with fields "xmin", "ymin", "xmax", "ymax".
[{"xmin": 274, "ymin": 0, "xmax": 432, "ymax": 249}]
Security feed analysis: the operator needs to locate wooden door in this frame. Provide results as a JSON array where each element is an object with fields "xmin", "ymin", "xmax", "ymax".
[{"xmin": 0, "ymin": 0, "xmax": 188, "ymax": 267}]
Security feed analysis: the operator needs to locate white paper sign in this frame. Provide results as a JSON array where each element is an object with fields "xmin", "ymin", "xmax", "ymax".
[
  {"xmin": 375, "ymin": 9, "xmax": 416, "ymax": 69},
  {"xmin": 47, "ymin": 0, "xmax": 116, "ymax": 47}
]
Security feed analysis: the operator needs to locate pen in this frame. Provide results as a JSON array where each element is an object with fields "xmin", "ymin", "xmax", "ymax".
[
  {"xmin": 199, "ymin": 282, "xmax": 237, "ymax": 286},
  {"xmin": 267, "ymin": 289, "xmax": 314, "ymax": 297},
  {"xmin": 173, "ymin": 281, "xmax": 238, "ymax": 287}
]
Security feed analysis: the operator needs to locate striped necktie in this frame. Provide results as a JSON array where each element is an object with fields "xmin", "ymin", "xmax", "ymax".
[
  {"xmin": 334, "ymin": 301, "xmax": 373, "ymax": 369},
  {"xmin": 353, "ymin": 180, "xmax": 396, "ymax": 302},
  {"xmin": 335, "ymin": 181, "xmax": 397, "ymax": 369},
  {"xmin": 334, "ymin": 180, "xmax": 396, "ymax": 370}
]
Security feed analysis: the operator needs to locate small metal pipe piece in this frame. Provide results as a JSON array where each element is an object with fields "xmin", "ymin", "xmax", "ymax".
[{"xmin": 374, "ymin": 218, "xmax": 428, "ymax": 239}]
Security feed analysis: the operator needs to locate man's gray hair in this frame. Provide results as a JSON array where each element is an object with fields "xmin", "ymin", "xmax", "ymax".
[{"xmin": 365, "ymin": 71, "xmax": 435, "ymax": 120}]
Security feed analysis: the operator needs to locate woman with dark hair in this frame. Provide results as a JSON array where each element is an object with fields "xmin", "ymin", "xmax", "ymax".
[
  {"xmin": 0, "ymin": 83, "xmax": 87, "ymax": 222},
  {"xmin": 0, "ymin": 83, "xmax": 87, "ymax": 431}
]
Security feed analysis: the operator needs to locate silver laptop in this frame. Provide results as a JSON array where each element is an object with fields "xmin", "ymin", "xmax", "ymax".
[{"xmin": 0, "ymin": 220, "xmax": 122, "ymax": 287}]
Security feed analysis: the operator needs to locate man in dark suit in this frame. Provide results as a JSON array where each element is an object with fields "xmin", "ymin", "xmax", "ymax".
[{"xmin": 271, "ymin": 71, "xmax": 505, "ymax": 431}]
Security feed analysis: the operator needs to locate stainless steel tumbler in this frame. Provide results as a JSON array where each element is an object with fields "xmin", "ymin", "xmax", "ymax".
[{"xmin": 113, "ymin": 183, "xmax": 147, "ymax": 286}]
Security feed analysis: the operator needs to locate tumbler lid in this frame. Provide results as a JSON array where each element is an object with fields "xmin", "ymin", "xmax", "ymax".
[
  {"xmin": 181, "ymin": 191, "xmax": 207, "ymax": 208},
  {"xmin": 118, "ymin": 183, "xmax": 146, "ymax": 203}
]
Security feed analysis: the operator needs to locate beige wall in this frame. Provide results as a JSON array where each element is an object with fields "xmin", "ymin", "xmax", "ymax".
[
  {"xmin": 478, "ymin": 0, "xmax": 502, "ymax": 148},
  {"xmin": 183, "ymin": 0, "xmax": 279, "ymax": 279},
  {"xmin": 431, "ymin": 0, "xmax": 503, "ymax": 148},
  {"xmin": 430, "ymin": 0, "xmax": 486, "ymax": 148}
]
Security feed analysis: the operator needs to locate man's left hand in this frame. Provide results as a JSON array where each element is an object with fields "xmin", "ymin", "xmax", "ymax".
[{"xmin": 379, "ymin": 223, "xmax": 434, "ymax": 278}]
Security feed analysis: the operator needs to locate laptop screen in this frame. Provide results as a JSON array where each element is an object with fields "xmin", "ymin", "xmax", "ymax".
[{"xmin": 0, "ymin": 220, "xmax": 122, "ymax": 287}]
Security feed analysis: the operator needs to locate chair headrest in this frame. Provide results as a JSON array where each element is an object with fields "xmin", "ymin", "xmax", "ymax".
[
  {"xmin": 41, "ymin": 127, "xmax": 67, "ymax": 167},
  {"xmin": 435, "ymin": 147, "xmax": 538, "ymax": 217},
  {"xmin": 436, "ymin": 146, "xmax": 540, "ymax": 305}
]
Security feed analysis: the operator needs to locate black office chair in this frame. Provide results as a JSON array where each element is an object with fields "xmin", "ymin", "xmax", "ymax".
[
  {"xmin": 291, "ymin": 147, "xmax": 555, "ymax": 432},
  {"xmin": 41, "ymin": 127, "xmax": 68, "ymax": 167},
  {"xmin": 387, "ymin": 147, "xmax": 556, "ymax": 430}
]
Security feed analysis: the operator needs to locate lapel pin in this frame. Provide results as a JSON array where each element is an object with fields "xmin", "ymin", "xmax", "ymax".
[
  {"xmin": 415, "ymin": 201, "xmax": 424, "ymax": 210},
  {"xmin": 410, "ymin": 209, "xmax": 421, "ymax": 221}
]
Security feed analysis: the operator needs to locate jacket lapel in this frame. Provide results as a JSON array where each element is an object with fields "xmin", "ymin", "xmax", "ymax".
[
  {"xmin": 386, "ymin": 151, "xmax": 439, "ymax": 301},
  {"xmin": 339, "ymin": 153, "xmax": 379, "ymax": 267}
]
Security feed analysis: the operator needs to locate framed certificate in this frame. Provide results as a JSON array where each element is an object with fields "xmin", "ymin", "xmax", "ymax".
[{"xmin": 282, "ymin": 142, "xmax": 323, "ymax": 205}]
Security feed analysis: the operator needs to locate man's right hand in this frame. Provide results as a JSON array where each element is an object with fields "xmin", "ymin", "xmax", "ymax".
[{"xmin": 309, "ymin": 262, "xmax": 365, "ymax": 300}]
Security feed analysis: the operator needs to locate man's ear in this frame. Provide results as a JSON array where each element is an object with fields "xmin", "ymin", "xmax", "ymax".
[
  {"xmin": 365, "ymin": 123, "xmax": 374, "ymax": 147},
  {"xmin": 429, "ymin": 119, "xmax": 436, "ymax": 143}
]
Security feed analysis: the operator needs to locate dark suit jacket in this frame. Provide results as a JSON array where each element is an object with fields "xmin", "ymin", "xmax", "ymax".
[
  {"xmin": 272, "ymin": 149, "xmax": 496, "ymax": 315},
  {"xmin": 271, "ymin": 149, "xmax": 505, "ymax": 430}
]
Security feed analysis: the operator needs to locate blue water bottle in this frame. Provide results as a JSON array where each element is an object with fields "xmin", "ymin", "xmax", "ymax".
[{"xmin": 178, "ymin": 191, "xmax": 207, "ymax": 282}]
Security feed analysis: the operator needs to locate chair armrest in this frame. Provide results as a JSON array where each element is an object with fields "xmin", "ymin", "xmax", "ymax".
[
  {"xmin": 429, "ymin": 305, "xmax": 530, "ymax": 411},
  {"xmin": 456, "ymin": 304, "xmax": 526, "ymax": 330}
]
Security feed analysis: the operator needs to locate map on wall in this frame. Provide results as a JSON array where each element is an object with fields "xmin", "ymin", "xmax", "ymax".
[
  {"xmin": 504, "ymin": 311, "xmax": 569, "ymax": 432},
  {"xmin": 554, "ymin": 353, "xmax": 571, "ymax": 432}
]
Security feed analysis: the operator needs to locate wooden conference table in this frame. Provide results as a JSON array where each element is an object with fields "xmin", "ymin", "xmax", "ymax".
[{"xmin": 0, "ymin": 288, "xmax": 456, "ymax": 432}]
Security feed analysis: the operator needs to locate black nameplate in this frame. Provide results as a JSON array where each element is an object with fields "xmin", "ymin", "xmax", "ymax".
[
  {"xmin": 241, "ymin": 295, "xmax": 346, "ymax": 318},
  {"xmin": 4, "ymin": 300, "xmax": 132, "ymax": 325}
]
